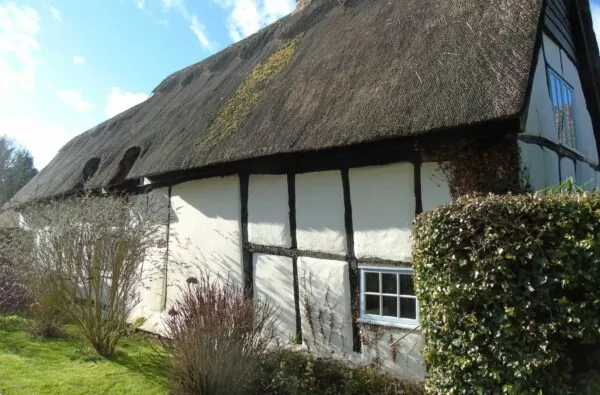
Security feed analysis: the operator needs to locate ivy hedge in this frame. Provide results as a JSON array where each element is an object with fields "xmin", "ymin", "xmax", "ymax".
[{"xmin": 413, "ymin": 193, "xmax": 600, "ymax": 394}]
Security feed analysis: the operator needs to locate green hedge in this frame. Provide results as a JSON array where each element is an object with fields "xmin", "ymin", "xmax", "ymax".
[{"xmin": 413, "ymin": 193, "xmax": 600, "ymax": 394}]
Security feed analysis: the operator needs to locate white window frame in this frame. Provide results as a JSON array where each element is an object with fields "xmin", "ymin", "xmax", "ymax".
[
  {"xmin": 358, "ymin": 266, "xmax": 419, "ymax": 329},
  {"xmin": 547, "ymin": 66, "xmax": 577, "ymax": 150}
]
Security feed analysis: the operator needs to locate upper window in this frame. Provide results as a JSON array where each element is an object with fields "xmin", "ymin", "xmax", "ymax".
[
  {"xmin": 359, "ymin": 267, "xmax": 419, "ymax": 328},
  {"xmin": 547, "ymin": 68, "xmax": 576, "ymax": 149}
]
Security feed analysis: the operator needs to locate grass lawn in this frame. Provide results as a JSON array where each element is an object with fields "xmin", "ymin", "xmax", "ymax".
[{"xmin": 0, "ymin": 316, "xmax": 168, "ymax": 394}]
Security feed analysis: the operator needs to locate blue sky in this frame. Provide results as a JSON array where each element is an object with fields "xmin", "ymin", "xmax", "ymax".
[
  {"xmin": 0, "ymin": 0, "xmax": 599, "ymax": 170},
  {"xmin": 0, "ymin": 0, "xmax": 295, "ymax": 169}
]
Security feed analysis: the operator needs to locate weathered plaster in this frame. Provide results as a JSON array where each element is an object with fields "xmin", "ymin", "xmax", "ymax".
[
  {"xmin": 524, "ymin": 47, "xmax": 559, "ymax": 142},
  {"xmin": 560, "ymin": 50, "xmax": 599, "ymax": 163},
  {"xmin": 544, "ymin": 147, "xmax": 561, "ymax": 187},
  {"xmin": 421, "ymin": 162, "xmax": 453, "ymax": 211},
  {"xmin": 519, "ymin": 141, "xmax": 546, "ymax": 191},
  {"xmin": 298, "ymin": 256, "xmax": 353, "ymax": 354},
  {"xmin": 296, "ymin": 171, "xmax": 347, "ymax": 255},
  {"xmin": 576, "ymin": 161, "xmax": 596, "ymax": 190},
  {"xmin": 167, "ymin": 176, "xmax": 243, "ymax": 304},
  {"xmin": 525, "ymin": 34, "xmax": 599, "ymax": 191},
  {"xmin": 359, "ymin": 326, "xmax": 426, "ymax": 381},
  {"xmin": 561, "ymin": 157, "xmax": 576, "ymax": 182},
  {"xmin": 349, "ymin": 163, "xmax": 414, "ymax": 262},
  {"xmin": 126, "ymin": 188, "xmax": 171, "ymax": 334},
  {"xmin": 543, "ymin": 34, "xmax": 563, "ymax": 74},
  {"xmin": 254, "ymin": 254, "xmax": 296, "ymax": 343},
  {"xmin": 248, "ymin": 174, "xmax": 291, "ymax": 247}
]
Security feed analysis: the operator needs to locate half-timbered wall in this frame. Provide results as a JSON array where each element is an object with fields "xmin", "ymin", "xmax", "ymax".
[
  {"xmin": 520, "ymin": 33, "xmax": 600, "ymax": 190},
  {"xmin": 545, "ymin": 0, "xmax": 576, "ymax": 60},
  {"xmin": 134, "ymin": 158, "xmax": 453, "ymax": 380}
]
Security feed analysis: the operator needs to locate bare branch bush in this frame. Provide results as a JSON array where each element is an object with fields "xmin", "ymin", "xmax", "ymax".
[
  {"xmin": 12, "ymin": 194, "xmax": 163, "ymax": 354},
  {"xmin": 0, "ymin": 229, "xmax": 32, "ymax": 316},
  {"xmin": 160, "ymin": 272, "xmax": 278, "ymax": 395}
]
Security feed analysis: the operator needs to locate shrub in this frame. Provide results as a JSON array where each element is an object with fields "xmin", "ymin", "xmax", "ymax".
[
  {"xmin": 258, "ymin": 349, "xmax": 425, "ymax": 395},
  {"xmin": 413, "ymin": 192, "xmax": 600, "ymax": 394},
  {"xmin": 12, "ymin": 194, "xmax": 162, "ymax": 354},
  {"xmin": 160, "ymin": 273, "xmax": 277, "ymax": 395},
  {"xmin": 27, "ymin": 272, "xmax": 65, "ymax": 337},
  {"xmin": 0, "ymin": 229, "xmax": 31, "ymax": 315}
]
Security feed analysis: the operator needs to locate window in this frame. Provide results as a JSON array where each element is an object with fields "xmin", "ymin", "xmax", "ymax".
[
  {"xmin": 359, "ymin": 267, "xmax": 419, "ymax": 328},
  {"xmin": 547, "ymin": 68, "xmax": 576, "ymax": 149}
]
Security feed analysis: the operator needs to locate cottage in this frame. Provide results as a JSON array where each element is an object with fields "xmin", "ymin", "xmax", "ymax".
[{"xmin": 9, "ymin": 0, "xmax": 600, "ymax": 380}]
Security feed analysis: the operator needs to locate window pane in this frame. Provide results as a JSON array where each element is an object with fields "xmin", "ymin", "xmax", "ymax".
[
  {"xmin": 400, "ymin": 274, "xmax": 415, "ymax": 296},
  {"xmin": 400, "ymin": 298, "xmax": 417, "ymax": 319},
  {"xmin": 551, "ymin": 73, "xmax": 561, "ymax": 107},
  {"xmin": 365, "ymin": 272, "xmax": 379, "ymax": 292},
  {"xmin": 366, "ymin": 295, "xmax": 380, "ymax": 315},
  {"xmin": 548, "ymin": 69, "xmax": 576, "ymax": 149},
  {"xmin": 382, "ymin": 296, "xmax": 398, "ymax": 317},
  {"xmin": 382, "ymin": 273, "xmax": 397, "ymax": 294}
]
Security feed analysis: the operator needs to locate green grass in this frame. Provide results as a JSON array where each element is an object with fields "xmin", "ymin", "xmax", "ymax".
[{"xmin": 0, "ymin": 316, "xmax": 168, "ymax": 394}]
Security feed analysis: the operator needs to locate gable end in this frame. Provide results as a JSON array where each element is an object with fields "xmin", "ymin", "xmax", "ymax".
[{"xmin": 545, "ymin": 0, "xmax": 576, "ymax": 60}]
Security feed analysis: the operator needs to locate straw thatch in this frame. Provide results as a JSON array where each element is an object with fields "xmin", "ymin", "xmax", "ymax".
[{"xmin": 9, "ymin": 0, "xmax": 569, "ymax": 204}]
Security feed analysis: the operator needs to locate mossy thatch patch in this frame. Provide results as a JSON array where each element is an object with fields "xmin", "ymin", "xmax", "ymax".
[{"xmin": 199, "ymin": 37, "xmax": 301, "ymax": 150}]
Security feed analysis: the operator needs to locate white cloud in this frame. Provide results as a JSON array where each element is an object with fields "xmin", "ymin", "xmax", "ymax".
[
  {"xmin": 0, "ymin": 114, "xmax": 73, "ymax": 170},
  {"xmin": 190, "ymin": 15, "xmax": 212, "ymax": 50},
  {"xmin": 162, "ymin": 0, "xmax": 188, "ymax": 18},
  {"xmin": 56, "ymin": 90, "xmax": 95, "ymax": 112},
  {"xmin": 105, "ymin": 87, "xmax": 149, "ymax": 118},
  {"xmin": 215, "ymin": 0, "xmax": 294, "ymax": 42},
  {"xmin": 591, "ymin": 3, "xmax": 600, "ymax": 45},
  {"xmin": 0, "ymin": 3, "xmax": 68, "ymax": 170},
  {"xmin": 161, "ymin": 0, "xmax": 214, "ymax": 49},
  {"xmin": 50, "ymin": 6, "xmax": 61, "ymax": 21},
  {"xmin": 137, "ymin": 0, "xmax": 145, "ymax": 10},
  {"xmin": 73, "ymin": 55, "xmax": 85, "ymax": 65},
  {"xmin": 0, "ymin": 2, "xmax": 40, "ymax": 96}
]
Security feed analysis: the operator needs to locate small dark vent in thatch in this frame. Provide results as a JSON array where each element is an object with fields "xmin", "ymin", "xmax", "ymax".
[
  {"xmin": 82, "ymin": 158, "xmax": 100, "ymax": 183},
  {"xmin": 109, "ymin": 147, "xmax": 141, "ymax": 187},
  {"xmin": 73, "ymin": 157, "xmax": 101, "ymax": 190}
]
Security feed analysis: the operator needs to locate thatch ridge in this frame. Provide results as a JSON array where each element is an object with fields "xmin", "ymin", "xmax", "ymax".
[{"xmin": 11, "ymin": 0, "xmax": 549, "ymax": 205}]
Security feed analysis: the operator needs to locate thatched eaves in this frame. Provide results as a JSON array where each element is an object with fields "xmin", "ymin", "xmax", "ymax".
[{"xmin": 11, "ymin": 0, "xmax": 581, "ymax": 205}]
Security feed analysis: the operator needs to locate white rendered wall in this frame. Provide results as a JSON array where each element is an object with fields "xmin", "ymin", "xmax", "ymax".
[
  {"xmin": 523, "ymin": 35, "xmax": 599, "ymax": 191},
  {"xmin": 527, "ymin": 34, "xmax": 599, "ymax": 162},
  {"xmin": 576, "ymin": 161, "xmax": 596, "ymax": 190},
  {"xmin": 248, "ymin": 174, "xmax": 291, "ymax": 247},
  {"xmin": 254, "ymin": 254, "xmax": 296, "ymax": 344},
  {"xmin": 349, "ymin": 163, "xmax": 414, "ymax": 261},
  {"xmin": 560, "ymin": 48, "xmax": 599, "ymax": 162},
  {"xmin": 561, "ymin": 157, "xmax": 576, "ymax": 181},
  {"xmin": 543, "ymin": 35, "xmax": 563, "ymax": 74},
  {"xmin": 168, "ymin": 176, "xmax": 243, "ymax": 304},
  {"xmin": 128, "ymin": 188, "xmax": 170, "ymax": 333},
  {"xmin": 544, "ymin": 147, "xmax": 561, "ymax": 187},
  {"xmin": 298, "ymin": 256, "xmax": 353, "ymax": 354},
  {"xmin": 296, "ymin": 171, "xmax": 346, "ymax": 255},
  {"xmin": 524, "ymin": 46, "xmax": 559, "ymax": 142},
  {"xmin": 421, "ymin": 162, "xmax": 453, "ymax": 211},
  {"xmin": 359, "ymin": 326, "xmax": 426, "ymax": 380},
  {"xmin": 519, "ymin": 142, "xmax": 547, "ymax": 191}
]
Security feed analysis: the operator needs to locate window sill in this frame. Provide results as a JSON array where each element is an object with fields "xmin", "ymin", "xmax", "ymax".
[{"xmin": 357, "ymin": 318, "xmax": 421, "ymax": 331}]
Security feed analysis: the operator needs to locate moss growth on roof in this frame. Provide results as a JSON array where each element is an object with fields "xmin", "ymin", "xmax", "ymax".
[{"xmin": 199, "ymin": 37, "xmax": 301, "ymax": 150}]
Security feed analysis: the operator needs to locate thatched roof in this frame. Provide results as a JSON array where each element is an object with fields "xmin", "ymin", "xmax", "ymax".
[{"xmin": 9, "ymin": 0, "xmax": 578, "ymax": 204}]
